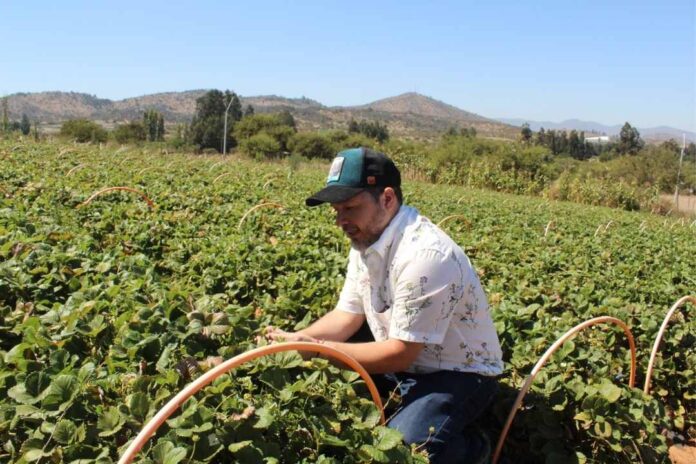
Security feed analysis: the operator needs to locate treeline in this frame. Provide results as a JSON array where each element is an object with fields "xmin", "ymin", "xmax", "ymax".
[
  {"xmin": 387, "ymin": 124, "xmax": 695, "ymax": 212},
  {"xmin": 520, "ymin": 122, "xmax": 653, "ymax": 160},
  {"xmin": 51, "ymin": 89, "xmax": 391, "ymax": 158},
  {"xmin": 1, "ymin": 98, "xmax": 35, "ymax": 137},
  {"xmin": 11, "ymin": 89, "xmax": 694, "ymax": 213}
]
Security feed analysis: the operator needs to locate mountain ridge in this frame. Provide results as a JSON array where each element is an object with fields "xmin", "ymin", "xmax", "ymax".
[
  {"xmin": 6, "ymin": 90, "xmax": 689, "ymax": 141},
  {"xmin": 2, "ymin": 90, "xmax": 516, "ymax": 139}
]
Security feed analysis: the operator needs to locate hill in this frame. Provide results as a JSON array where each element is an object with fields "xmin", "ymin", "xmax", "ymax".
[{"xmin": 3, "ymin": 90, "xmax": 518, "ymax": 139}]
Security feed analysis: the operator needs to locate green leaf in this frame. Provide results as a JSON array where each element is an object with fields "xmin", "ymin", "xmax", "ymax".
[
  {"xmin": 42, "ymin": 374, "xmax": 79, "ymax": 409},
  {"xmin": 573, "ymin": 411, "xmax": 592, "ymax": 425},
  {"xmin": 20, "ymin": 438, "xmax": 52, "ymax": 462},
  {"xmin": 597, "ymin": 379, "xmax": 622, "ymax": 403},
  {"xmin": 318, "ymin": 433, "xmax": 350, "ymax": 448},
  {"xmin": 53, "ymin": 419, "xmax": 77, "ymax": 444},
  {"xmin": 593, "ymin": 421, "xmax": 612, "ymax": 438},
  {"xmin": 151, "ymin": 441, "xmax": 187, "ymax": 464},
  {"xmin": 129, "ymin": 392, "xmax": 150, "ymax": 421},
  {"xmin": 26, "ymin": 371, "xmax": 51, "ymax": 398},
  {"xmin": 156, "ymin": 344, "xmax": 175, "ymax": 372},
  {"xmin": 358, "ymin": 444, "xmax": 390, "ymax": 463},
  {"xmin": 373, "ymin": 426, "xmax": 403, "ymax": 451},
  {"xmin": 253, "ymin": 407, "xmax": 274, "ymax": 429},
  {"xmin": 228, "ymin": 440, "xmax": 253, "ymax": 453},
  {"xmin": 97, "ymin": 406, "xmax": 124, "ymax": 437}
]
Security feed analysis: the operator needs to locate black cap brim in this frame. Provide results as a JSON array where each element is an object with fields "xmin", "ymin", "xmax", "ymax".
[{"xmin": 305, "ymin": 185, "xmax": 365, "ymax": 206}]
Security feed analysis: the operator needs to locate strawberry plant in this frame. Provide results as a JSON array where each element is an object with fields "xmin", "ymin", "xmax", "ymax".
[{"xmin": 0, "ymin": 139, "xmax": 693, "ymax": 463}]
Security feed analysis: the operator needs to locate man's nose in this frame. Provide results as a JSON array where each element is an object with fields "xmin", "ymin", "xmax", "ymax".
[{"xmin": 335, "ymin": 210, "xmax": 347, "ymax": 227}]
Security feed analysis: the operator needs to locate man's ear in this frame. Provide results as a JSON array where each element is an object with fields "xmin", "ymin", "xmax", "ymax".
[{"xmin": 382, "ymin": 187, "xmax": 398, "ymax": 211}]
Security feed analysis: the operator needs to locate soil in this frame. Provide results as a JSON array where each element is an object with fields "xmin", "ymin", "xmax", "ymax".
[{"xmin": 669, "ymin": 444, "xmax": 696, "ymax": 464}]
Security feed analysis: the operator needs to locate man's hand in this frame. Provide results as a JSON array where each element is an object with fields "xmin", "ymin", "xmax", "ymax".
[
  {"xmin": 260, "ymin": 326, "xmax": 323, "ymax": 360},
  {"xmin": 262, "ymin": 326, "xmax": 319, "ymax": 343}
]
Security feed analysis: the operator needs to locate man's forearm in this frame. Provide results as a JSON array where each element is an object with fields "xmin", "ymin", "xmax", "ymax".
[
  {"xmin": 319, "ymin": 339, "xmax": 422, "ymax": 374},
  {"xmin": 297, "ymin": 309, "xmax": 365, "ymax": 342}
]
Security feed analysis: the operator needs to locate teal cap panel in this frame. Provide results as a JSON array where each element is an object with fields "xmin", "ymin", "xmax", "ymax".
[{"xmin": 327, "ymin": 148, "xmax": 364, "ymax": 186}]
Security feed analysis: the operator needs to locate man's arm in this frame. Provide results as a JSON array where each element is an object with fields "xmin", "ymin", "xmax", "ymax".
[
  {"xmin": 264, "ymin": 309, "xmax": 365, "ymax": 344},
  {"xmin": 297, "ymin": 309, "xmax": 366, "ymax": 342},
  {"xmin": 264, "ymin": 310, "xmax": 424, "ymax": 373},
  {"xmin": 318, "ymin": 339, "xmax": 423, "ymax": 374}
]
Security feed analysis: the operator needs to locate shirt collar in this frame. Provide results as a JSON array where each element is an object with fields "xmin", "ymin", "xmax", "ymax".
[{"xmin": 362, "ymin": 205, "xmax": 413, "ymax": 259}]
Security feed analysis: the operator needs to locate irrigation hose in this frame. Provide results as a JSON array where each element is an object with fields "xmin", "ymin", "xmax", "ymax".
[
  {"xmin": 644, "ymin": 295, "xmax": 695, "ymax": 394},
  {"xmin": 117, "ymin": 342, "xmax": 384, "ymax": 464},
  {"xmin": 492, "ymin": 316, "xmax": 637, "ymax": 464}
]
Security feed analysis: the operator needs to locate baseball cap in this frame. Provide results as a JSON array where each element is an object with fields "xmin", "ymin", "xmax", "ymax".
[{"xmin": 305, "ymin": 147, "xmax": 401, "ymax": 207}]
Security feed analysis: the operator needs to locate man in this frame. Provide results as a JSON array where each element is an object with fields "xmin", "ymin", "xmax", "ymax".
[{"xmin": 265, "ymin": 147, "xmax": 503, "ymax": 463}]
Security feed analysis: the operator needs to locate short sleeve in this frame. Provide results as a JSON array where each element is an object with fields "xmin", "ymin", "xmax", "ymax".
[
  {"xmin": 336, "ymin": 250, "xmax": 364, "ymax": 314},
  {"xmin": 388, "ymin": 249, "xmax": 463, "ymax": 344}
]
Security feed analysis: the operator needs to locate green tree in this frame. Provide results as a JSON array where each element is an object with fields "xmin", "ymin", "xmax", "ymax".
[
  {"xmin": 60, "ymin": 119, "xmax": 108, "ymax": 143},
  {"xmin": 244, "ymin": 104, "xmax": 255, "ymax": 116},
  {"xmin": 347, "ymin": 119, "xmax": 389, "ymax": 143},
  {"xmin": 534, "ymin": 127, "xmax": 546, "ymax": 146},
  {"xmin": 288, "ymin": 132, "xmax": 336, "ymax": 159},
  {"xmin": 568, "ymin": 130, "xmax": 581, "ymax": 159},
  {"xmin": 19, "ymin": 114, "xmax": 31, "ymax": 135},
  {"xmin": 685, "ymin": 142, "xmax": 696, "ymax": 161},
  {"xmin": 188, "ymin": 90, "xmax": 242, "ymax": 152},
  {"xmin": 233, "ymin": 113, "xmax": 296, "ymax": 152},
  {"xmin": 1, "ymin": 98, "xmax": 8, "ymax": 133},
  {"xmin": 617, "ymin": 122, "xmax": 644, "ymax": 155},
  {"xmin": 113, "ymin": 121, "xmax": 147, "ymax": 143},
  {"xmin": 239, "ymin": 132, "xmax": 281, "ymax": 159},
  {"xmin": 659, "ymin": 139, "xmax": 680, "ymax": 154},
  {"xmin": 277, "ymin": 110, "xmax": 296, "ymax": 130},
  {"xmin": 460, "ymin": 127, "xmax": 477, "ymax": 138},
  {"xmin": 520, "ymin": 123, "xmax": 533, "ymax": 143},
  {"xmin": 143, "ymin": 110, "xmax": 165, "ymax": 141}
]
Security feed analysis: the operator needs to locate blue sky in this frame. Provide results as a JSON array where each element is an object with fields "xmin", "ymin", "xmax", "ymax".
[{"xmin": 1, "ymin": 1, "xmax": 694, "ymax": 130}]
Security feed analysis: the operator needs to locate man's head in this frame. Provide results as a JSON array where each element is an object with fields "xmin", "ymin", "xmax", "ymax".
[{"xmin": 306, "ymin": 147, "xmax": 403, "ymax": 251}]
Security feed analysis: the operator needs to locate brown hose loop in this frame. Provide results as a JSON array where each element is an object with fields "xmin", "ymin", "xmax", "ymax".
[
  {"xmin": 77, "ymin": 187, "xmax": 155, "ymax": 209},
  {"xmin": 117, "ymin": 342, "xmax": 384, "ymax": 464},
  {"xmin": 643, "ymin": 295, "xmax": 696, "ymax": 394},
  {"xmin": 208, "ymin": 160, "xmax": 226, "ymax": 172},
  {"xmin": 492, "ymin": 316, "xmax": 637, "ymax": 464},
  {"xmin": 237, "ymin": 202, "xmax": 284, "ymax": 229},
  {"xmin": 544, "ymin": 220, "xmax": 555, "ymax": 238},
  {"xmin": 437, "ymin": 214, "xmax": 470, "ymax": 228},
  {"xmin": 66, "ymin": 163, "xmax": 86, "ymax": 176},
  {"xmin": 213, "ymin": 172, "xmax": 232, "ymax": 184}
]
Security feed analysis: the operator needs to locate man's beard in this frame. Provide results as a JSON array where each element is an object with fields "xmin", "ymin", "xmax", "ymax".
[
  {"xmin": 349, "ymin": 230, "xmax": 382, "ymax": 252},
  {"xmin": 347, "ymin": 207, "xmax": 388, "ymax": 252}
]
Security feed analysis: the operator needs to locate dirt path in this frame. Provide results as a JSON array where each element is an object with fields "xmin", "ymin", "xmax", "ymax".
[{"xmin": 661, "ymin": 194, "xmax": 696, "ymax": 214}]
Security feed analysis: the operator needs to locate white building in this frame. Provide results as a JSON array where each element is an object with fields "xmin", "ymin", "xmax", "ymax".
[{"xmin": 585, "ymin": 136, "xmax": 611, "ymax": 144}]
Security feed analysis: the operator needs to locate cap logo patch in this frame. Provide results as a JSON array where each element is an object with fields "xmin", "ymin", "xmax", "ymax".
[
  {"xmin": 367, "ymin": 176, "xmax": 376, "ymax": 185},
  {"xmin": 327, "ymin": 157, "xmax": 344, "ymax": 183}
]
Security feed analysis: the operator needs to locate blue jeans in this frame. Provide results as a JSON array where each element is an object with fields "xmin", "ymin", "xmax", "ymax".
[{"xmin": 372, "ymin": 370, "xmax": 498, "ymax": 463}]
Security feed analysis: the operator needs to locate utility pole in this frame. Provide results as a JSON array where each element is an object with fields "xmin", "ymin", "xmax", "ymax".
[
  {"xmin": 222, "ymin": 96, "xmax": 234, "ymax": 155},
  {"xmin": 674, "ymin": 134, "xmax": 686, "ymax": 209}
]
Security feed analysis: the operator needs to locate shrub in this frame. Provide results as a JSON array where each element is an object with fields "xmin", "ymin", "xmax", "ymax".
[
  {"xmin": 60, "ymin": 119, "xmax": 108, "ymax": 143},
  {"xmin": 234, "ymin": 114, "xmax": 296, "ymax": 152},
  {"xmin": 112, "ymin": 122, "xmax": 147, "ymax": 144},
  {"xmin": 288, "ymin": 132, "xmax": 335, "ymax": 159},
  {"xmin": 239, "ymin": 132, "xmax": 281, "ymax": 159}
]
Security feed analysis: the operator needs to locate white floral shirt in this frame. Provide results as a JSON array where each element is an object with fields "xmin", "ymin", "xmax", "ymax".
[{"xmin": 337, "ymin": 205, "xmax": 504, "ymax": 376}]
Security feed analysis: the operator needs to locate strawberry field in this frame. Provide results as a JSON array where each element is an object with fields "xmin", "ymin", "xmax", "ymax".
[{"xmin": 1, "ymin": 140, "xmax": 694, "ymax": 463}]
